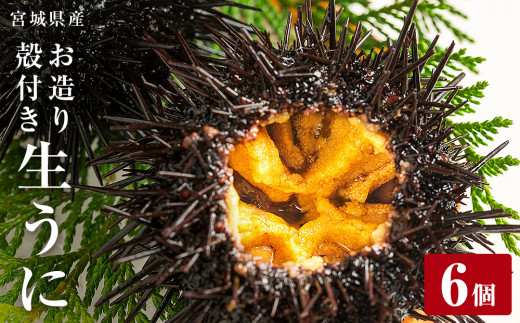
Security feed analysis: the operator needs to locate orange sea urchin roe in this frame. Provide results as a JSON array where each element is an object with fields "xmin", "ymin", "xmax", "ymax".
[{"xmin": 226, "ymin": 111, "xmax": 396, "ymax": 270}]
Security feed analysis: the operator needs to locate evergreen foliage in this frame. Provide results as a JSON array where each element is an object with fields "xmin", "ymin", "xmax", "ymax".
[
  {"xmin": 450, "ymin": 117, "xmax": 513, "ymax": 147},
  {"xmin": 451, "ymin": 81, "xmax": 488, "ymax": 115},
  {"xmin": 0, "ymin": 141, "xmax": 177, "ymax": 321}
]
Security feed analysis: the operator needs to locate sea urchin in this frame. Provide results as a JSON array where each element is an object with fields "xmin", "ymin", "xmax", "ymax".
[{"xmin": 85, "ymin": 0, "xmax": 520, "ymax": 322}]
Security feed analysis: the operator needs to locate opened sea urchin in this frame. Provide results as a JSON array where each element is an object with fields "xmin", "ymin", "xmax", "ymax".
[{"xmin": 87, "ymin": 0, "xmax": 520, "ymax": 321}]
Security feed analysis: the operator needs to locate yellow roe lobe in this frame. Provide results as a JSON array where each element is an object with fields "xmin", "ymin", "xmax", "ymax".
[{"xmin": 226, "ymin": 111, "xmax": 396, "ymax": 270}]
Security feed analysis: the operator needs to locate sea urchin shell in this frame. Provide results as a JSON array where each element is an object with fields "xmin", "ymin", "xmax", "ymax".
[{"xmin": 87, "ymin": 0, "xmax": 520, "ymax": 322}]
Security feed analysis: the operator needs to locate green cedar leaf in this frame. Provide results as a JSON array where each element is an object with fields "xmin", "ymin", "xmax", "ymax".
[
  {"xmin": 450, "ymin": 117, "xmax": 513, "ymax": 147},
  {"xmin": 0, "ymin": 304, "xmax": 31, "ymax": 322}
]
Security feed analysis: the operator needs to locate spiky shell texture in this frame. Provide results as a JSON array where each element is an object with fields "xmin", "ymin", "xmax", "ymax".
[
  {"xmin": 86, "ymin": 0, "xmax": 520, "ymax": 322},
  {"xmin": 0, "ymin": 0, "xmax": 253, "ymax": 193}
]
